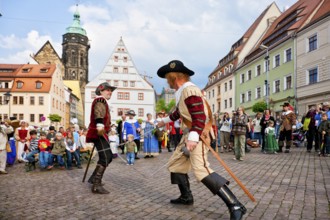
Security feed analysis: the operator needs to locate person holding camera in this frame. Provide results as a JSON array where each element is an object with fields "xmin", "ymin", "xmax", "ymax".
[
  {"xmin": 219, "ymin": 112, "xmax": 232, "ymax": 153},
  {"xmin": 232, "ymin": 107, "xmax": 249, "ymax": 161}
]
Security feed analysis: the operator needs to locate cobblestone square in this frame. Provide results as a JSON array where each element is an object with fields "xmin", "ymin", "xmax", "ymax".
[{"xmin": 0, "ymin": 147, "xmax": 329, "ymax": 220}]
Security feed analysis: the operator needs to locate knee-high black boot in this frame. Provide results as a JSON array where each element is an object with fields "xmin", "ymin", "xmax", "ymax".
[
  {"xmin": 88, "ymin": 166, "xmax": 104, "ymax": 186},
  {"xmin": 91, "ymin": 165, "xmax": 109, "ymax": 194},
  {"xmin": 170, "ymin": 173, "xmax": 193, "ymax": 205},
  {"xmin": 202, "ymin": 172, "xmax": 246, "ymax": 220}
]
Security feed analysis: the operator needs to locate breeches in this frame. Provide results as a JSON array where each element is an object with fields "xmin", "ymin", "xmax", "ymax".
[
  {"xmin": 168, "ymin": 136, "xmax": 214, "ymax": 181},
  {"xmin": 94, "ymin": 136, "xmax": 113, "ymax": 167}
]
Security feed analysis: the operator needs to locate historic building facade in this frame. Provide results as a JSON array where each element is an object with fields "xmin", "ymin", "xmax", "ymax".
[
  {"xmin": 0, "ymin": 64, "xmax": 66, "ymax": 128},
  {"xmin": 235, "ymin": 0, "xmax": 324, "ymax": 117},
  {"xmin": 85, "ymin": 37, "xmax": 156, "ymax": 125},
  {"xmin": 204, "ymin": 2, "xmax": 281, "ymax": 116},
  {"xmin": 296, "ymin": 1, "xmax": 330, "ymax": 115}
]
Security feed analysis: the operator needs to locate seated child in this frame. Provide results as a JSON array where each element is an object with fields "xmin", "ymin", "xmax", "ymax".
[
  {"xmin": 47, "ymin": 132, "xmax": 66, "ymax": 170},
  {"xmin": 124, "ymin": 134, "xmax": 137, "ymax": 165},
  {"xmin": 38, "ymin": 132, "xmax": 51, "ymax": 169},
  {"xmin": 65, "ymin": 131, "xmax": 82, "ymax": 170},
  {"xmin": 25, "ymin": 130, "xmax": 39, "ymax": 171}
]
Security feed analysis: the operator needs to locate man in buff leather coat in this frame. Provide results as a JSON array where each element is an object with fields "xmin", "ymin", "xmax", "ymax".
[{"xmin": 156, "ymin": 60, "xmax": 246, "ymax": 220}]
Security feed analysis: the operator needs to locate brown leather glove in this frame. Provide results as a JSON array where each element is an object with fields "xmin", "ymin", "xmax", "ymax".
[{"xmin": 97, "ymin": 128, "xmax": 105, "ymax": 136}]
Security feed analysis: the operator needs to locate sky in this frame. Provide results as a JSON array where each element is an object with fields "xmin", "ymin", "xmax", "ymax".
[{"xmin": 0, "ymin": 0, "xmax": 297, "ymax": 93}]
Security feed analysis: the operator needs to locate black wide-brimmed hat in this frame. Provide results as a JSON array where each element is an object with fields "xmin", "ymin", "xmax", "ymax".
[
  {"xmin": 280, "ymin": 102, "xmax": 290, "ymax": 107},
  {"xmin": 125, "ymin": 110, "xmax": 136, "ymax": 116},
  {"xmin": 157, "ymin": 60, "xmax": 194, "ymax": 78},
  {"xmin": 95, "ymin": 82, "xmax": 116, "ymax": 95}
]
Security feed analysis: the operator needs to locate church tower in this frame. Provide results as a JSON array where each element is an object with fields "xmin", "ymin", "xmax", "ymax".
[{"xmin": 62, "ymin": 6, "xmax": 90, "ymax": 103}]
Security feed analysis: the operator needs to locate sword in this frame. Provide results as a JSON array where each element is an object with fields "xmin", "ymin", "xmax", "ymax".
[
  {"xmin": 82, "ymin": 143, "xmax": 95, "ymax": 183},
  {"xmin": 200, "ymin": 136, "xmax": 256, "ymax": 202}
]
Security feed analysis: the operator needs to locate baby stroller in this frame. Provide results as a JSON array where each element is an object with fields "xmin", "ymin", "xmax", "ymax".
[{"xmin": 292, "ymin": 127, "xmax": 306, "ymax": 147}]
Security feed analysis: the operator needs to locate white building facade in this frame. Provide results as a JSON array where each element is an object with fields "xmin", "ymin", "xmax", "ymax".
[{"xmin": 85, "ymin": 37, "xmax": 156, "ymax": 126}]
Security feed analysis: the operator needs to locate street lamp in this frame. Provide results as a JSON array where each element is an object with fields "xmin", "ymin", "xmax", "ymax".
[
  {"xmin": 259, "ymin": 44, "xmax": 269, "ymax": 109},
  {"xmin": 4, "ymin": 91, "xmax": 11, "ymax": 117}
]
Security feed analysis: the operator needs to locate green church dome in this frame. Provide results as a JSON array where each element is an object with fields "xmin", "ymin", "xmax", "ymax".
[{"xmin": 65, "ymin": 7, "xmax": 87, "ymax": 36}]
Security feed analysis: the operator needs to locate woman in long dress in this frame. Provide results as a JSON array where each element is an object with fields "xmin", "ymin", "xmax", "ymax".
[
  {"xmin": 264, "ymin": 120, "xmax": 279, "ymax": 154},
  {"xmin": 143, "ymin": 113, "xmax": 159, "ymax": 158}
]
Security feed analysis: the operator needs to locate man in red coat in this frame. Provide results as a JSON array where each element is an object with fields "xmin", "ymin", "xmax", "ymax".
[{"xmin": 86, "ymin": 82, "xmax": 116, "ymax": 194}]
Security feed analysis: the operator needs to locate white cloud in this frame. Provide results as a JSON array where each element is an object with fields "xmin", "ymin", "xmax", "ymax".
[{"xmin": 0, "ymin": 0, "xmax": 298, "ymax": 92}]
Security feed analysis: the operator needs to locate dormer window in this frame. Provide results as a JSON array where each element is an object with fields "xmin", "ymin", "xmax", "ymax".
[
  {"xmin": 22, "ymin": 68, "xmax": 31, "ymax": 73},
  {"xmin": 40, "ymin": 68, "xmax": 49, "ymax": 73},
  {"xmin": 36, "ymin": 81, "xmax": 43, "ymax": 89},
  {"xmin": 17, "ymin": 81, "xmax": 23, "ymax": 89}
]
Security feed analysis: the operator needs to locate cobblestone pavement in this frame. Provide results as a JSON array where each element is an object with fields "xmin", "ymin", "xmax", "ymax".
[{"xmin": 0, "ymin": 147, "xmax": 329, "ymax": 220}]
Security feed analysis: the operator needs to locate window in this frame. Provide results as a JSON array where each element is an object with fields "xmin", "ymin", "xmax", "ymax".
[
  {"xmin": 5, "ymin": 82, "xmax": 9, "ymax": 88},
  {"xmin": 113, "ymin": 67, "xmax": 118, "ymax": 73},
  {"xmin": 224, "ymin": 100, "xmax": 227, "ymax": 109},
  {"xmin": 308, "ymin": 35, "xmax": 317, "ymax": 52},
  {"xmin": 114, "ymin": 80, "xmax": 119, "ymax": 86},
  {"xmin": 218, "ymin": 85, "xmax": 221, "ymax": 95},
  {"xmin": 264, "ymin": 83, "xmax": 270, "ymax": 96},
  {"xmin": 19, "ymin": 96, "xmax": 24, "ymax": 105},
  {"xmin": 117, "ymin": 92, "xmax": 130, "ymax": 100},
  {"xmin": 218, "ymin": 102, "xmax": 221, "ymax": 112},
  {"xmin": 39, "ymin": 96, "xmax": 44, "ymax": 105},
  {"xmin": 229, "ymin": 98, "xmax": 232, "ymax": 108},
  {"xmin": 13, "ymin": 96, "xmax": 18, "ymax": 105},
  {"xmin": 40, "ymin": 68, "xmax": 49, "ymax": 73},
  {"xmin": 36, "ymin": 81, "xmax": 42, "ymax": 89},
  {"xmin": 52, "ymin": 98, "xmax": 55, "ymax": 107},
  {"xmin": 284, "ymin": 75, "xmax": 292, "ymax": 90},
  {"xmin": 123, "ymin": 57, "xmax": 128, "ymax": 62},
  {"xmin": 3, "ymin": 114, "xmax": 8, "ymax": 120},
  {"xmin": 138, "ymin": 108, "xmax": 144, "ymax": 117},
  {"xmin": 114, "ymin": 56, "xmax": 118, "ymax": 62},
  {"xmin": 224, "ymin": 83, "xmax": 227, "ymax": 92},
  {"xmin": 229, "ymin": 80, "xmax": 232, "ymax": 90},
  {"xmin": 247, "ymin": 91, "xmax": 252, "ymax": 101},
  {"xmin": 13, "ymin": 114, "xmax": 18, "ymax": 119},
  {"xmin": 274, "ymin": 80, "xmax": 280, "ymax": 93},
  {"xmin": 247, "ymin": 70, "xmax": 252, "ymax": 81},
  {"xmin": 308, "ymin": 68, "xmax": 318, "ymax": 84},
  {"xmin": 212, "ymin": 89, "xmax": 214, "ymax": 98},
  {"xmin": 274, "ymin": 54, "xmax": 280, "ymax": 68},
  {"xmin": 117, "ymin": 108, "xmax": 130, "ymax": 116},
  {"xmin": 284, "ymin": 48, "xmax": 292, "ymax": 62},
  {"xmin": 138, "ymin": 93, "xmax": 144, "ymax": 100},
  {"xmin": 256, "ymin": 65, "xmax": 261, "ymax": 76},
  {"xmin": 123, "ymin": 81, "xmax": 128, "ymax": 87},
  {"xmin": 240, "ymin": 74, "xmax": 245, "ymax": 84},
  {"xmin": 256, "ymin": 87, "xmax": 261, "ymax": 99},
  {"xmin": 39, "ymin": 114, "xmax": 43, "ymax": 122},
  {"xmin": 16, "ymin": 81, "xmax": 23, "ymax": 89},
  {"xmin": 22, "ymin": 68, "xmax": 30, "ymax": 73},
  {"xmin": 30, "ymin": 96, "xmax": 35, "ymax": 105},
  {"xmin": 212, "ymin": 104, "xmax": 215, "ymax": 113},
  {"xmin": 130, "ymin": 81, "xmax": 135, "ymax": 87},
  {"xmin": 30, "ymin": 114, "xmax": 35, "ymax": 122},
  {"xmin": 208, "ymin": 91, "xmax": 211, "ymax": 99},
  {"xmin": 264, "ymin": 59, "xmax": 270, "ymax": 72},
  {"xmin": 123, "ymin": 68, "xmax": 128, "ymax": 73},
  {"xmin": 240, "ymin": 93, "xmax": 245, "ymax": 103},
  {"xmin": 19, "ymin": 114, "xmax": 24, "ymax": 120}
]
